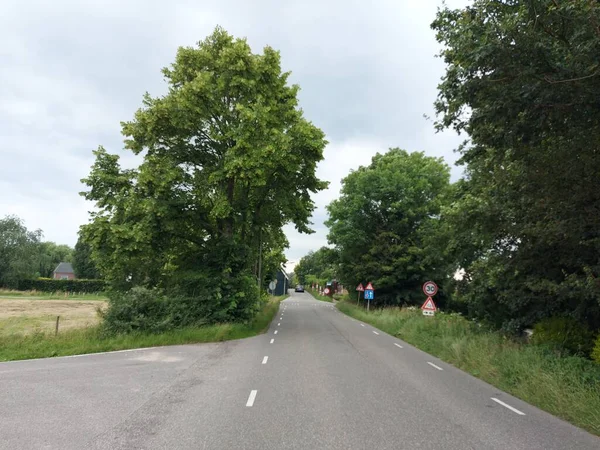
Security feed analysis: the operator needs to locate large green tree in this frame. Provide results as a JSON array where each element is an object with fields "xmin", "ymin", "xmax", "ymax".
[
  {"xmin": 36, "ymin": 242, "xmax": 73, "ymax": 278},
  {"xmin": 294, "ymin": 247, "xmax": 339, "ymax": 286},
  {"xmin": 432, "ymin": 0, "xmax": 600, "ymax": 331},
  {"xmin": 81, "ymin": 27, "xmax": 327, "ymax": 320},
  {"xmin": 0, "ymin": 215, "xmax": 42, "ymax": 287},
  {"xmin": 326, "ymin": 149, "xmax": 452, "ymax": 306},
  {"xmin": 72, "ymin": 236, "xmax": 100, "ymax": 279}
]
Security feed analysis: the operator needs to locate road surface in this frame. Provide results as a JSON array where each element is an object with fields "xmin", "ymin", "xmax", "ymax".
[{"xmin": 0, "ymin": 292, "xmax": 597, "ymax": 449}]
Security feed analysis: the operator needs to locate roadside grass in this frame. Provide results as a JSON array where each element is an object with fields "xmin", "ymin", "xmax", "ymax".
[
  {"xmin": 337, "ymin": 300, "xmax": 600, "ymax": 436},
  {"xmin": 0, "ymin": 289, "xmax": 107, "ymax": 301},
  {"xmin": 0, "ymin": 295, "xmax": 287, "ymax": 362},
  {"xmin": 306, "ymin": 287, "xmax": 333, "ymax": 302}
]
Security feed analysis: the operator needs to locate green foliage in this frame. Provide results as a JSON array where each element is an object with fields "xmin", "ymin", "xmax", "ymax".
[
  {"xmin": 532, "ymin": 317, "xmax": 595, "ymax": 357},
  {"xmin": 0, "ymin": 215, "xmax": 42, "ymax": 288},
  {"xmin": 81, "ymin": 27, "xmax": 326, "ymax": 324},
  {"xmin": 294, "ymin": 246, "xmax": 339, "ymax": 285},
  {"xmin": 15, "ymin": 278, "xmax": 106, "ymax": 293},
  {"xmin": 35, "ymin": 241, "xmax": 73, "ymax": 278},
  {"xmin": 592, "ymin": 335, "xmax": 600, "ymax": 364},
  {"xmin": 338, "ymin": 302, "xmax": 600, "ymax": 435},
  {"xmin": 72, "ymin": 235, "xmax": 100, "ymax": 279},
  {"xmin": 326, "ymin": 149, "xmax": 452, "ymax": 306},
  {"xmin": 432, "ymin": 1, "xmax": 600, "ymax": 331}
]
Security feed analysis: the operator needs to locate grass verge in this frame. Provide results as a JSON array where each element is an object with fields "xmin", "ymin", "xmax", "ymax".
[
  {"xmin": 337, "ymin": 300, "xmax": 600, "ymax": 436},
  {"xmin": 0, "ymin": 295, "xmax": 287, "ymax": 362},
  {"xmin": 305, "ymin": 287, "xmax": 333, "ymax": 302}
]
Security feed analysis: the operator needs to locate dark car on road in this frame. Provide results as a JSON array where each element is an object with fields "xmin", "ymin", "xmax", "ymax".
[{"xmin": 295, "ymin": 284, "xmax": 304, "ymax": 293}]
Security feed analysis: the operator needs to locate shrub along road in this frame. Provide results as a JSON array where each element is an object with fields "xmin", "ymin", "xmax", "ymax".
[{"xmin": 0, "ymin": 292, "xmax": 597, "ymax": 449}]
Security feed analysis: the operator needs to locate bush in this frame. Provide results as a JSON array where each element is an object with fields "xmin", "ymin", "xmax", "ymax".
[
  {"xmin": 101, "ymin": 278, "xmax": 263, "ymax": 335},
  {"xmin": 13, "ymin": 278, "xmax": 106, "ymax": 293},
  {"xmin": 592, "ymin": 334, "xmax": 600, "ymax": 364},
  {"xmin": 531, "ymin": 316, "xmax": 595, "ymax": 357}
]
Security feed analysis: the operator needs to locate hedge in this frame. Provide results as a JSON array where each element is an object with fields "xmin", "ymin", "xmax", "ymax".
[{"xmin": 11, "ymin": 278, "xmax": 106, "ymax": 293}]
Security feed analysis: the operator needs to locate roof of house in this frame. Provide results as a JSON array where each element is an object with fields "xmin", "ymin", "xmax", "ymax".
[{"xmin": 54, "ymin": 262, "xmax": 74, "ymax": 274}]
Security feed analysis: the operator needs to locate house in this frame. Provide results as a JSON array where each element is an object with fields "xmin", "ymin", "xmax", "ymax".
[
  {"xmin": 272, "ymin": 266, "xmax": 290, "ymax": 296},
  {"xmin": 53, "ymin": 262, "xmax": 75, "ymax": 280}
]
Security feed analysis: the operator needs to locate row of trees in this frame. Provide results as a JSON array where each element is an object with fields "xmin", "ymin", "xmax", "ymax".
[
  {"xmin": 0, "ymin": 215, "xmax": 99, "ymax": 287},
  {"xmin": 81, "ymin": 28, "xmax": 327, "ymax": 323},
  {"xmin": 297, "ymin": 0, "xmax": 600, "ymax": 335}
]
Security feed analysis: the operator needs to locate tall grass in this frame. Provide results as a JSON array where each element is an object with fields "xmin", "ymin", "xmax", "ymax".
[
  {"xmin": 0, "ymin": 289, "xmax": 107, "ymax": 301},
  {"xmin": 337, "ymin": 301, "xmax": 600, "ymax": 436},
  {"xmin": 0, "ymin": 295, "xmax": 287, "ymax": 362},
  {"xmin": 305, "ymin": 287, "xmax": 333, "ymax": 302}
]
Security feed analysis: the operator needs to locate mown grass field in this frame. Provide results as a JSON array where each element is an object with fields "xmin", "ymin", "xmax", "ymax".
[
  {"xmin": 337, "ymin": 300, "xmax": 600, "ymax": 436},
  {"xmin": 0, "ymin": 295, "xmax": 287, "ymax": 362},
  {"xmin": 0, "ymin": 289, "xmax": 107, "ymax": 301}
]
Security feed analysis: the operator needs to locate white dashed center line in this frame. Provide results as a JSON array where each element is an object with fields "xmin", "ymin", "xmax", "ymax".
[
  {"xmin": 491, "ymin": 398, "xmax": 526, "ymax": 415},
  {"xmin": 246, "ymin": 390, "xmax": 257, "ymax": 407},
  {"xmin": 360, "ymin": 324, "xmax": 365, "ymax": 327},
  {"xmin": 262, "ymin": 356, "xmax": 268, "ymax": 364},
  {"xmin": 427, "ymin": 362, "xmax": 443, "ymax": 371},
  {"xmin": 278, "ymin": 323, "xmax": 281, "ymax": 326},
  {"xmin": 270, "ymin": 339, "xmax": 275, "ymax": 344},
  {"xmin": 274, "ymin": 330, "xmax": 278, "ymax": 335},
  {"xmin": 372, "ymin": 331, "xmax": 380, "ymax": 335},
  {"xmin": 394, "ymin": 343, "xmax": 403, "ymax": 349}
]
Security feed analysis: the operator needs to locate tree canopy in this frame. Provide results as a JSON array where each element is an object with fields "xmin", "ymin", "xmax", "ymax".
[
  {"xmin": 432, "ymin": 0, "xmax": 600, "ymax": 331},
  {"xmin": 325, "ymin": 149, "xmax": 452, "ymax": 305},
  {"xmin": 81, "ymin": 27, "xmax": 327, "ymax": 321}
]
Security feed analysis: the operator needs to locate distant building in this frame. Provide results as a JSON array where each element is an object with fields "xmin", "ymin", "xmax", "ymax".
[
  {"xmin": 273, "ymin": 266, "xmax": 290, "ymax": 296},
  {"xmin": 53, "ymin": 262, "xmax": 75, "ymax": 280}
]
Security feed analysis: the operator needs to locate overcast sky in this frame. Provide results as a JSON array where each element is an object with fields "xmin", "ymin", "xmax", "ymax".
[{"xmin": 1, "ymin": 0, "xmax": 469, "ymax": 270}]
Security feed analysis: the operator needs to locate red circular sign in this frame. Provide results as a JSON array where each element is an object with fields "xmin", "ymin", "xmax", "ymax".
[
  {"xmin": 324, "ymin": 288, "xmax": 330, "ymax": 295},
  {"xmin": 422, "ymin": 281, "xmax": 438, "ymax": 296}
]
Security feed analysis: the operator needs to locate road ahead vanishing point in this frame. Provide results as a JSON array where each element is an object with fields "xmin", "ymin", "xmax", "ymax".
[{"xmin": 0, "ymin": 292, "xmax": 598, "ymax": 450}]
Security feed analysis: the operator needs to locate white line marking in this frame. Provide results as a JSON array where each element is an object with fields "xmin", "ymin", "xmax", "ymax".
[
  {"xmin": 278, "ymin": 323, "xmax": 280, "ymax": 326},
  {"xmin": 427, "ymin": 362, "xmax": 443, "ymax": 371},
  {"xmin": 394, "ymin": 343, "xmax": 403, "ymax": 349},
  {"xmin": 491, "ymin": 398, "xmax": 526, "ymax": 415},
  {"xmin": 270, "ymin": 339, "xmax": 274, "ymax": 344},
  {"xmin": 274, "ymin": 330, "xmax": 278, "ymax": 335},
  {"xmin": 280, "ymin": 317, "xmax": 282, "ymax": 320},
  {"xmin": 360, "ymin": 324, "xmax": 365, "ymax": 327},
  {"xmin": 262, "ymin": 356, "xmax": 268, "ymax": 365},
  {"xmin": 246, "ymin": 390, "xmax": 257, "ymax": 407},
  {"xmin": 372, "ymin": 331, "xmax": 380, "ymax": 335}
]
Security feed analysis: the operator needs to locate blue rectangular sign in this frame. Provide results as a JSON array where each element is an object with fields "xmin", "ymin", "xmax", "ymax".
[{"xmin": 364, "ymin": 290, "xmax": 374, "ymax": 300}]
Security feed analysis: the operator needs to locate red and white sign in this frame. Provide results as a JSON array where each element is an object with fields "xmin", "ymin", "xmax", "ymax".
[
  {"xmin": 324, "ymin": 288, "xmax": 331, "ymax": 295},
  {"xmin": 422, "ymin": 281, "xmax": 438, "ymax": 297},
  {"xmin": 421, "ymin": 297, "xmax": 437, "ymax": 311},
  {"xmin": 365, "ymin": 282, "xmax": 374, "ymax": 291},
  {"xmin": 356, "ymin": 283, "xmax": 364, "ymax": 292}
]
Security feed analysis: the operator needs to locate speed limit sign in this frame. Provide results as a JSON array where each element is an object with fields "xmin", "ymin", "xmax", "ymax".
[{"xmin": 423, "ymin": 281, "xmax": 438, "ymax": 297}]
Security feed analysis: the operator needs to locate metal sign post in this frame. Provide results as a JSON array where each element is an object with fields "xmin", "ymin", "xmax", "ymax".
[
  {"xmin": 364, "ymin": 283, "xmax": 374, "ymax": 311},
  {"xmin": 356, "ymin": 283, "xmax": 364, "ymax": 305}
]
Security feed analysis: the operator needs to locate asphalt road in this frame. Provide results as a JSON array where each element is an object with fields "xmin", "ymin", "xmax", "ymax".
[{"xmin": 0, "ymin": 292, "xmax": 598, "ymax": 449}]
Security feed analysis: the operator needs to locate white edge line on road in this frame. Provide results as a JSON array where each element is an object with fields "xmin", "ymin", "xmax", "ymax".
[
  {"xmin": 427, "ymin": 362, "xmax": 444, "ymax": 371},
  {"xmin": 491, "ymin": 397, "xmax": 526, "ymax": 415},
  {"xmin": 372, "ymin": 331, "xmax": 380, "ymax": 335},
  {"xmin": 274, "ymin": 330, "xmax": 278, "ymax": 335},
  {"xmin": 394, "ymin": 343, "xmax": 403, "ymax": 349},
  {"xmin": 0, "ymin": 346, "xmax": 163, "ymax": 365},
  {"xmin": 270, "ymin": 339, "xmax": 275, "ymax": 344},
  {"xmin": 246, "ymin": 390, "xmax": 257, "ymax": 407},
  {"xmin": 262, "ymin": 356, "xmax": 268, "ymax": 364}
]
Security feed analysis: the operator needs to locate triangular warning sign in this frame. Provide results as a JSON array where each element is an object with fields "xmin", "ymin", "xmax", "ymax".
[
  {"xmin": 365, "ymin": 282, "xmax": 374, "ymax": 290},
  {"xmin": 421, "ymin": 297, "xmax": 437, "ymax": 311},
  {"xmin": 356, "ymin": 283, "xmax": 364, "ymax": 292}
]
